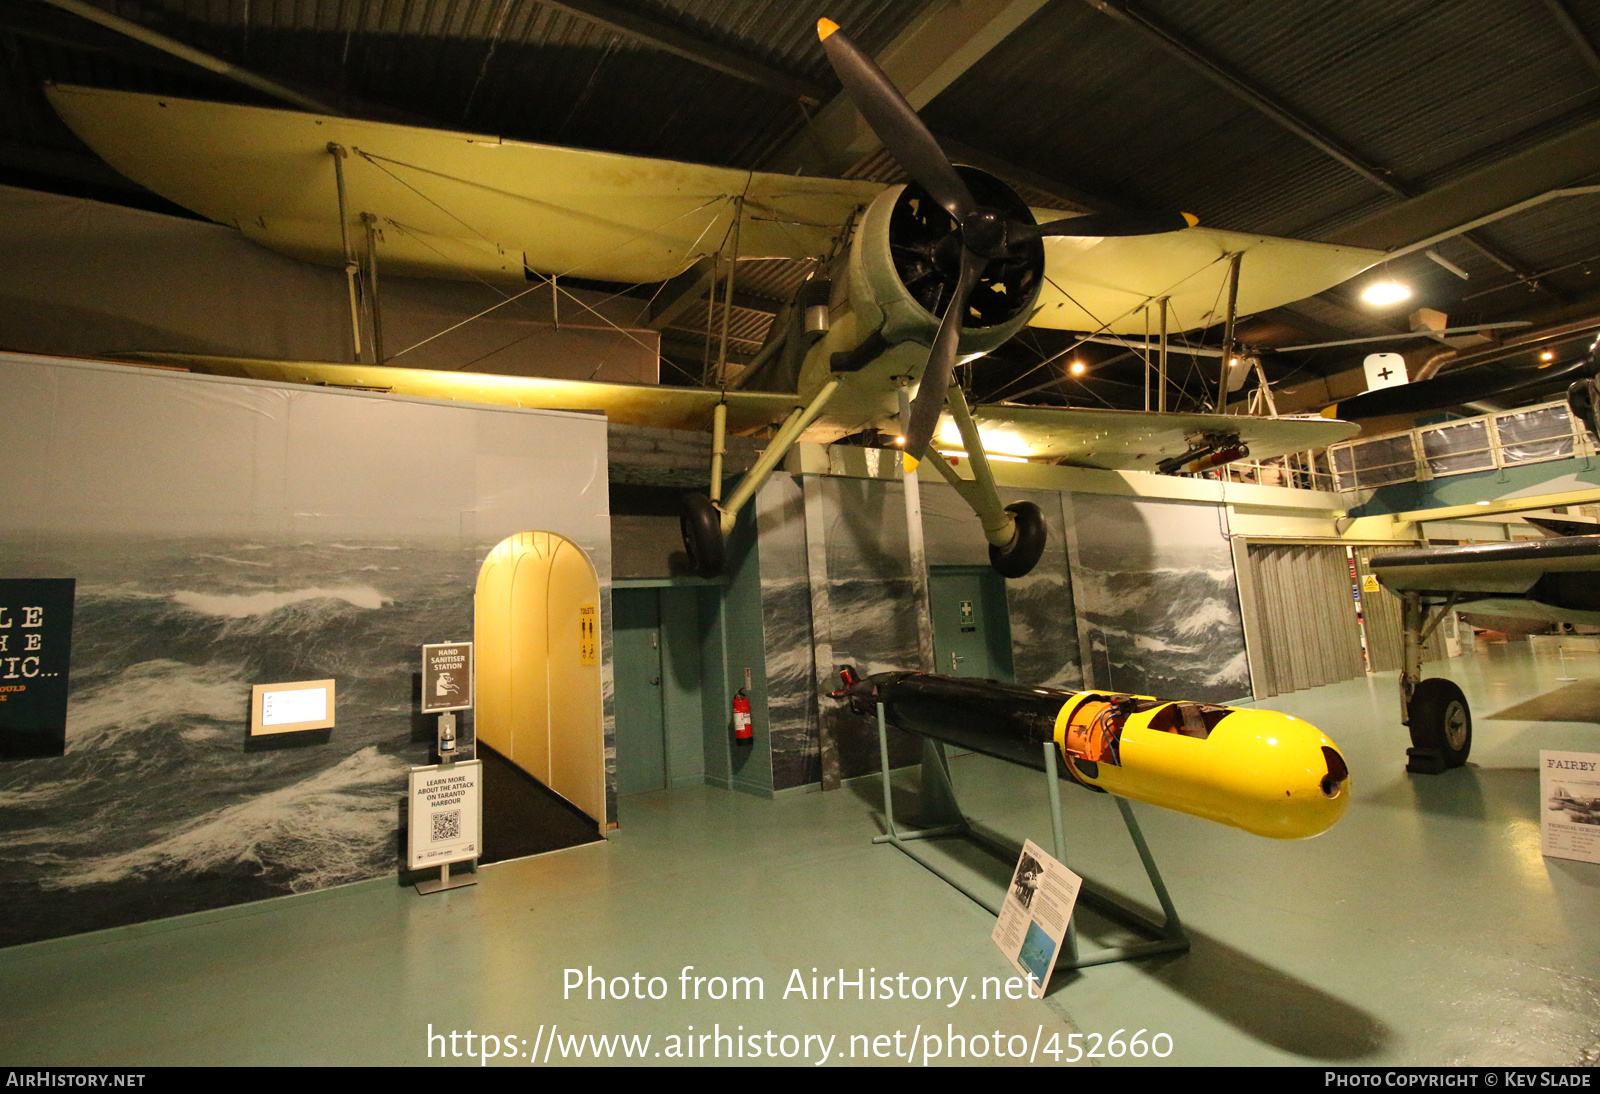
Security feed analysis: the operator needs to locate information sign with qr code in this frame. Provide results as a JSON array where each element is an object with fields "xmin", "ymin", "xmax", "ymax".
[{"xmin": 407, "ymin": 760, "xmax": 482, "ymax": 869}]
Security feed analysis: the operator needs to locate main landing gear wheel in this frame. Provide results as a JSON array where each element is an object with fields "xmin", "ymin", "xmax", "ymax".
[
  {"xmin": 679, "ymin": 493, "xmax": 725, "ymax": 578},
  {"xmin": 1409, "ymin": 678, "xmax": 1472, "ymax": 768},
  {"xmin": 988, "ymin": 501, "xmax": 1046, "ymax": 579}
]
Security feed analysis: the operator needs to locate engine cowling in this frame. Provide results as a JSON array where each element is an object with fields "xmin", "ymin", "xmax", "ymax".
[{"xmin": 797, "ymin": 167, "xmax": 1045, "ymax": 431}]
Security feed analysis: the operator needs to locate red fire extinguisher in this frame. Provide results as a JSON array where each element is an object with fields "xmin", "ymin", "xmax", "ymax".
[{"xmin": 732, "ymin": 688, "xmax": 753, "ymax": 746}]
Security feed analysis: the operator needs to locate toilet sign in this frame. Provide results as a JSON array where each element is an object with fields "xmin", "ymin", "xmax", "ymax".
[{"xmin": 421, "ymin": 642, "xmax": 473, "ymax": 714}]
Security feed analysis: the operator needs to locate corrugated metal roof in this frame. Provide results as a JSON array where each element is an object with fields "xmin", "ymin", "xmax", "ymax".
[{"xmin": 6, "ymin": 0, "xmax": 1600, "ymax": 402}]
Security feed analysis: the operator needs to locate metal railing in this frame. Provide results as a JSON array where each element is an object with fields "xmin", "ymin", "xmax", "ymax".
[
  {"xmin": 1210, "ymin": 447, "xmax": 1341, "ymax": 493},
  {"xmin": 1326, "ymin": 398, "xmax": 1596, "ymax": 493}
]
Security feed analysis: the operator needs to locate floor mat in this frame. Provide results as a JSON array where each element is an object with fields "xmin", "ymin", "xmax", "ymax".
[{"xmin": 476, "ymin": 742, "xmax": 603, "ymax": 864}]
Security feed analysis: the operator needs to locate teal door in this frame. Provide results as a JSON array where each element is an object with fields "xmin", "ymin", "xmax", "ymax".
[
  {"xmin": 611, "ymin": 589, "xmax": 667, "ymax": 794},
  {"xmin": 929, "ymin": 568, "xmax": 1015, "ymax": 681}
]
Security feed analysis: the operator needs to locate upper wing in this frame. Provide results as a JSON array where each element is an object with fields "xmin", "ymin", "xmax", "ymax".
[
  {"xmin": 47, "ymin": 85, "xmax": 881, "ymax": 285},
  {"xmin": 952, "ymin": 404, "xmax": 1359, "ymax": 470},
  {"xmin": 117, "ymin": 353, "xmax": 800, "ymax": 432},
  {"xmin": 1029, "ymin": 213, "xmax": 1382, "ymax": 335}
]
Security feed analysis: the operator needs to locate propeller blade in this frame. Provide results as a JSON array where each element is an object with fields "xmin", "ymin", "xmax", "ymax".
[
  {"xmin": 1014, "ymin": 210, "xmax": 1198, "ymax": 240},
  {"xmin": 903, "ymin": 247, "xmax": 985, "ymax": 471},
  {"xmin": 817, "ymin": 19, "xmax": 975, "ymax": 221}
]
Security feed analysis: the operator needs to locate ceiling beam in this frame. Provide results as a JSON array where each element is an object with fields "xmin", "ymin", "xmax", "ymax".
[
  {"xmin": 761, "ymin": 0, "xmax": 1051, "ymax": 177},
  {"xmin": 1325, "ymin": 119, "xmax": 1600, "ymax": 252},
  {"xmin": 1, "ymin": 2, "xmax": 200, "ymax": 77},
  {"xmin": 1081, "ymin": 0, "xmax": 1541, "ymax": 282},
  {"xmin": 936, "ymin": 135, "xmax": 1116, "ymax": 213},
  {"xmin": 535, "ymin": 0, "xmax": 828, "ymax": 105},
  {"xmin": 1082, "ymin": 0, "xmax": 1403, "ymax": 199},
  {"xmin": 1543, "ymin": 0, "xmax": 1600, "ymax": 80},
  {"xmin": 646, "ymin": 258, "xmax": 717, "ymax": 330},
  {"xmin": 38, "ymin": 0, "xmax": 341, "ymax": 115}
]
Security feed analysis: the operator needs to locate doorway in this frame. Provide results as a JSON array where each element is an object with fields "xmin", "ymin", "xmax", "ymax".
[
  {"xmin": 475, "ymin": 531, "xmax": 605, "ymax": 825},
  {"xmin": 610, "ymin": 585, "xmax": 711, "ymax": 796},
  {"xmin": 929, "ymin": 567, "xmax": 1015, "ymax": 681}
]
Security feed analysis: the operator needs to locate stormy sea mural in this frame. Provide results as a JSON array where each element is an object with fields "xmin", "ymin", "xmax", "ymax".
[
  {"xmin": 754, "ymin": 476, "xmax": 821, "ymax": 793},
  {"xmin": 1069, "ymin": 493, "xmax": 1250, "ymax": 704},
  {"xmin": 0, "ymin": 536, "xmax": 477, "ymax": 947}
]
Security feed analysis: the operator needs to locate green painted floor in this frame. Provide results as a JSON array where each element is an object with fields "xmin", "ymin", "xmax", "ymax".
[{"xmin": 2, "ymin": 642, "xmax": 1597, "ymax": 1067}]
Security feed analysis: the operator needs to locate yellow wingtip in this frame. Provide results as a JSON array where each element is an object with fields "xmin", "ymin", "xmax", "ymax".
[
  {"xmin": 1320, "ymin": 404, "xmax": 1339, "ymax": 418},
  {"xmin": 817, "ymin": 18, "xmax": 839, "ymax": 40},
  {"xmin": 903, "ymin": 453, "xmax": 920, "ymax": 474},
  {"xmin": 1182, "ymin": 212, "xmax": 1200, "ymax": 228}
]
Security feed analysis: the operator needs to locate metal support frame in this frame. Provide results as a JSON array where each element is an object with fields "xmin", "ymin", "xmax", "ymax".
[
  {"xmin": 870, "ymin": 703, "xmax": 1188, "ymax": 976},
  {"xmin": 360, "ymin": 212, "xmax": 385, "ymax": 365},
  {"xmin": 1216, "ymin": 252, "xmax": 1243, "ymax": 412},
  {"xmin": 941, "ymin": 385, "xmax": 1016, "ymax": 548},
  {"xmin": 327, "ymin": 143, "xmax": 363, "ymax": 363},
  {"xmin": 897, "ymin": 381, "xmax": 937, "ymax": 674},
  {"xmin": 709, "ymin": 402, "xmax": 727, "ymax": 503},
  {"xmin": 1157, "ymin": 296, "xmax": 1170, "ymax": 413},
  {"xmin": 716, "ymin": 380, "xmax": 839, "ymax": 536}
]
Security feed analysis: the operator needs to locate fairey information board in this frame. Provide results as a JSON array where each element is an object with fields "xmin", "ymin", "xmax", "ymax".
[
  {"xmin": 0, "ymin": 579, "xmax": 75, "ymax": 760},
  {"xmin": 1542, "ymin": 750, "xmax": 1600, "ymax": 865},
  {"xmin": 408, "ymin": 761, "xmax": 483, "ymax": 869},
  {"xmin": 421, "ymin": 642, "xmax": 473, "ymax": 714}
]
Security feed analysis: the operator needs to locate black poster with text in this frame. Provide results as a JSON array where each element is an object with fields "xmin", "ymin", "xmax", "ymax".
[{"xmin": 0, "ymin": 579, "xmax": 75, "ymax": 760}]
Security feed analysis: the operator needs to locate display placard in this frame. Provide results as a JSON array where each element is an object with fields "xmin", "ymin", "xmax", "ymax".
[
  {"xmin": 1541, "ymin": 750, "xmax": 1600, "ymax": 864},
  {"xmin": 992, "ymin": 839, "xmax": 1082, "ymax": 998},
  {"xmin": 421, "ymin": 642, "xmax": 473, "ymax": 714},
  {"xmin": 408, "ymin": 761, "xmax": 482, "ymax": 868},
  {"xmin": 0, "ymin": 579, "xmax": 75, "ymax": 760},
  {"xmin": 250, "ymin": 679, "xmax": 336, "ymax": 735}
]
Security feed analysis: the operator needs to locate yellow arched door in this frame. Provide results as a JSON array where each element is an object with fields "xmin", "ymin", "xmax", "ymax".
[{"xmin": 476, "ymin": 531, "xmax": 604, "ymax": 824}]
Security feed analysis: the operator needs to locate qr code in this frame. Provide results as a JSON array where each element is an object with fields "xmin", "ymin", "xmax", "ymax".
[{"xmin": 431, "ymin": 810, "xmax": 461, "ymax": 842}]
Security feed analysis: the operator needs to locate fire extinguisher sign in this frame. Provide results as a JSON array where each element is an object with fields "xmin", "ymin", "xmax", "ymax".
[{"xmin": 421, "ymin": 642, "xmax": 474, "ymax": 714}]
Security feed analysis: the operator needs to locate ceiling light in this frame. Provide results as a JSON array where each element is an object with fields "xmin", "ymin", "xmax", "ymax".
[
  {"xmin": 1540, "ymin": 350, "xmax": 1555, "ymax": 362},
  {"xmin": 1362, "ymin": 281, "xmax": 1412, "ymax": 306},
  {"xmin": 1069, "ymin": 361, "xmax": 1086, "ymax": 376}
]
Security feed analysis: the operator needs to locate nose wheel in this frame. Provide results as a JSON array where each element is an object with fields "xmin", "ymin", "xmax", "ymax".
[{"xmin": 1407, "ymin": 677, "xmax": 1472, "ymax": 769}]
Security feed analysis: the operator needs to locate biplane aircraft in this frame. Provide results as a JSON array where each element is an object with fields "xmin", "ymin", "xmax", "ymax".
[{"xmin": 44, "ymin": 19, "xmax": 1382, "ymax": 578}]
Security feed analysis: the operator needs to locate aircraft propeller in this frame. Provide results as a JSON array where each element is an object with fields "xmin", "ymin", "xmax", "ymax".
[{"xmin": 816, "ymin": 18, "xmax": 1196, "ymax": 469}]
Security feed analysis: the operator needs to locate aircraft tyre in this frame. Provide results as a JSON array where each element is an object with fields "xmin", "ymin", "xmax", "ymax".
[
  {"xmin": 989, "ymin": 501, "xmax": 1046, "ymax": 578},
  {"xmin": 679, "ymin": 493, "xmax": 725, "ymax": 578},
  {"xmin": 1408, "ymin": 677, "xmax": 1471, "ymax": 767}
]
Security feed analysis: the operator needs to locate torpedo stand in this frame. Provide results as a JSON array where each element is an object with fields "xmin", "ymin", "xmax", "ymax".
[{"xmin": 870, "ymin": 701, "xmax": 1188, "ymax": 972}]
